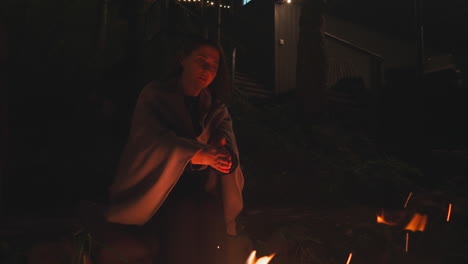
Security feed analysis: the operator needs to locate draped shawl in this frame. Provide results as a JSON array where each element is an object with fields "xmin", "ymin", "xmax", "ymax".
[{"xmin": 105, "ymin": 80, "xmax": 244, "ymax": 235}]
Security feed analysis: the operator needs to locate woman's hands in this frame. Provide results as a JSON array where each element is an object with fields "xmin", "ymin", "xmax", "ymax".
[{"xmin": 191, "ymin": 137, "xmax": 233, "ymax": 173}]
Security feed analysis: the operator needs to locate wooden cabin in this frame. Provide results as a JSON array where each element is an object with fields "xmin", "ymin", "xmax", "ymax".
[
  {"xmin": 232, "ymin": 0, "xmax": 300, "ymax": 97},
  {"xmin": 232, "ymin": 0, "xmax": 458, "ymax": 101}
]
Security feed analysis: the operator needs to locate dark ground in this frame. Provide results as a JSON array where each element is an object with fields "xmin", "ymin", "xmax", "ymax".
[
  {"xmin": 2, "ymin": 84, "xmax": 468, "ymax": 263},
  {"xmin": 232, "ymin": 92, "xmax": 468, "ymax": 263}
]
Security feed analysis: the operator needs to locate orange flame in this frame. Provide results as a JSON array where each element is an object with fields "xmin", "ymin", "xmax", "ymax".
[
  {"xmin": 376, "ymin": 212, "xmax": 398, "ymax": 226},
  {"xmin": 245, "ymin": 250, "xmax": 276, "ymax": 264},
  {"xmin": 446, "ymin": 203, "xmax": 452, "ymax": 222},
  {"xmin": 404, "ymin": 213, "xmax": 427, "ymax": 232}
]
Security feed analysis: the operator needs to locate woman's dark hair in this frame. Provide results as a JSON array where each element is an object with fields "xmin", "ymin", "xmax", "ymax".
[{"xmin": 163, "ymin": 36, "xmax": 231, "ymax": 106}]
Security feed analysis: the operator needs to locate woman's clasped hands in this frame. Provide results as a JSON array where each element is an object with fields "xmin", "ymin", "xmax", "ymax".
[{"xmin": 191, "ymin": 138, "xmax": 233, "ymax": 174}]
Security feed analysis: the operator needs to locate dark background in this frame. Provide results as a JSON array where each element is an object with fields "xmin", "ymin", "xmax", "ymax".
[
  {"xmin": 1, "ymin": 0, "xmax": 467, "ymax": 223},
  {"xmin": 1, "ymin": 1, "xmax": 468, "ymax": 263}
]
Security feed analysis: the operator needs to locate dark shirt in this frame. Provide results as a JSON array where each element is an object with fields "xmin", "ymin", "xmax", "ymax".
[
  {"xmin": 184, "ymin": 95, "xmax": 202, "ymax": 137},
  {"xmin": 167, "ymin": 95, "xmax": 205, "ymax": 201},
  {"xmin": 167, "ymin": 93, "xmax": 238, "ymax": 202}
]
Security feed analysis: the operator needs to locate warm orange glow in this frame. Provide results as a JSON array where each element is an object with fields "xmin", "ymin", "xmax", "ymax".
[
  {"xmin": 245, "ymin": 250, "xmax": 276, "ymax": 264},
  {"xmin": 404, "ymin": 192, "xmax": 413, "ymax": 208},
  {"xmin": 404, "ymin": 213, "xmax": 427, "ymax": 232},
  {"xmin": 376, "ymin": 212, "xmax": 398, "ymax": 226},
  {"xmin": 346, "ymin": 253, "xmax": 353, "ymax": 264},
  {"xmin": 446, "ymin": 203, "xmax": 452, "ymax": 222}
]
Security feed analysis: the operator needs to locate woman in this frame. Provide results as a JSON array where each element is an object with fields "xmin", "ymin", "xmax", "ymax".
[{"xmin": 105, "ymin": 37, "xmax": 244, "ymax": 264}]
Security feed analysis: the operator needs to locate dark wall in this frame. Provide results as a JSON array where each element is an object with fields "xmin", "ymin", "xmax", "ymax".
[
  {"xmin": 0, "ymin": 17, "xmax": 8, "ymax": 214},
  {"xmin": 1, "ymin": 0, "xmax": 211, "ymax": 216},
  {"xmin": 3, "ymin": 0, "xmax": 110, "ymax": 215},
  {"xmin": 328, "ymin": 0, "xmax": 468, "ymax": 83},
  {"xmin": 233, "ymin": 0, "xmax": 274, "ymax": 88},
  {"xmin": 274, "ymin": 3, "xmax": 301, "ymax": 94}
]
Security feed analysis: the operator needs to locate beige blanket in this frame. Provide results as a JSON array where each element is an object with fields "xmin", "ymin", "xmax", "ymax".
[{"xmin": 105, "ymin": 80, "xmax": 244, "ymax": 235}]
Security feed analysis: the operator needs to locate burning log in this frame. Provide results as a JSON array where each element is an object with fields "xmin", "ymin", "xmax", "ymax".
[
  {"xmin": 402, "ymin": 213, "xmax": 427, "ymax": 253},
  {"xmin": 375, "ymin": 191, "xmax": 460, "ymax": 255},
  {"xmin": 376, "ymin": 209, "xmax": 427, "ymax": 232},
  {"xmin": 376, "ymin": 209, "xmax": 428, "ymax": 253}
]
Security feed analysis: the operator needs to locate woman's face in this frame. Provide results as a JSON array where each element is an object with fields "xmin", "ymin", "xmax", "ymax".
[{"xmin": 180, "ymin": 45, "xmax": 220, "ymax": 96}]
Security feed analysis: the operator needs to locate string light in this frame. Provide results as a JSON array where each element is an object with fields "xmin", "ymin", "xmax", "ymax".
[
  {"xmin": 176, "ymin": 0, "xmax": 227, "ymax": 8},
  {"xmin": 180, "ymin": 0, "xmax": 204, "ymax": 3}
]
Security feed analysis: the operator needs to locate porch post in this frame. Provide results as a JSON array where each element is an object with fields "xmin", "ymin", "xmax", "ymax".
[{"xmin": 295, "ymin": 0, "xmax": 328, "ymax": 121}]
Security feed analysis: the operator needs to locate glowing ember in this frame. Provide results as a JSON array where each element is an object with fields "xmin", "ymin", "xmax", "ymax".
[
  {"xmin": 404, "ymin": 192, "xmax": 413, "ymax": 208},
  {"xmin": 446, "ymin": 203, "xmax": 452, "ymax": 222},
  {"xmin": 245, "ymin": 250, "xmax": 276, "ymax": 264},
  {"xmin": 376, "ymin": 211, "xmax": 398, "ymax": 226},
  {"xmin": 345, "ymin": 252, "xmax": 353, "ymax": 264},
  {"xmin": 404, "ymin": 213, "xmax": 427, "ymax": 232},
  {"xmin": 405, "ymin": 232, "xmax": 409, "ymax": 253}
]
